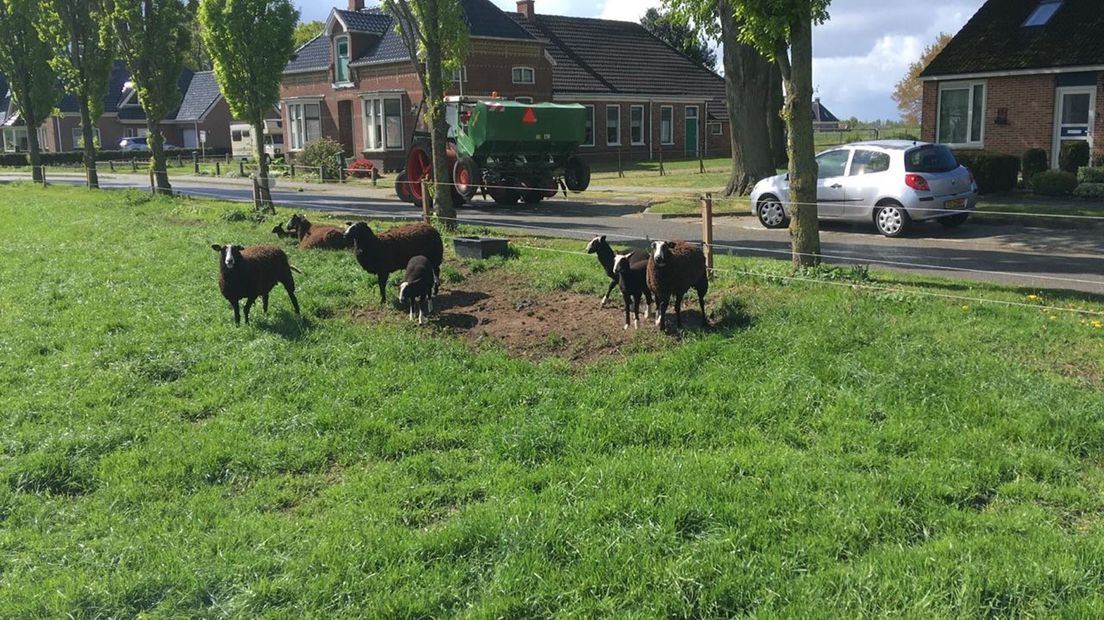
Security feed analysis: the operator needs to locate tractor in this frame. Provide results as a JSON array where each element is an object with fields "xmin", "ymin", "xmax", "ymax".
[{"xmin": 395, "ymin": 97, "xmax": 592, "ymax": 207}]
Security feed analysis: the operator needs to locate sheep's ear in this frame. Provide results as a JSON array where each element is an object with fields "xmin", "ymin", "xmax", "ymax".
[
  {"xmin": 211, "ymin": 244, "xmax": 222, "ymax": 252},
  {"xmin": 600, "ymin": 235, "xmax": 606, "ymax": 242},
  {"xmin": 665, "ymin": 241, "xmax": 676, "ymax": 249},
  {"xmin": 233, "ymin": 245, "xmax": 244, "ymax": 252},
  {"xmin": 345, "ymin": 221, "xmax": 354, "ymax": 228}
]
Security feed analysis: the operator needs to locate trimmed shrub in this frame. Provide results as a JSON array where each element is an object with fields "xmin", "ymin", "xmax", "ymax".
[
  {"xmin": 297, "ymin": 138, "xmax": 344, "ymax": 180},
  {"xmin": 953, "ymin": 151, "xmax": 1020, "ymax": 194},
  {"xmin": 1077, "ymin": 166, "xmax": 1104, "ymax": 184},
  {"xmin": 1059, "ymin": 141, "xmax": 1090, "ymax": 174},
  {"xmin": 1031, "ymin": 170, "xmax": 1078, "ymax": 197},
  {"xmin": 0, "ymin": 153, "xmax": 28, "ymax": 167},
  {"xmin": 1074, "ymin": 183, "xmax": 1104, "ymax": 201},
  {"xmin": 1021, "ymin": 148, "xmax": 1048, "ymax": 185},
  {"xmin": 348, "ymin": 158, "xmax": 375, "ymax": 179}
]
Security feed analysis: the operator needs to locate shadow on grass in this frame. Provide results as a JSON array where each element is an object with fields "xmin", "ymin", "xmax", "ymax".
[{"xmin": 255, "ymin": 311, "xmax": 312, "ymax": 340}]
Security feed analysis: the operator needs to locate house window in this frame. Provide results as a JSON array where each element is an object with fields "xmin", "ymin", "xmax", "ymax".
[
  {"xmin": 512, "ymin": 67, "xmax": 535, "ymax": 85},
  {"xmin": 660, "ymin": 106, "xmax": 673, "ymax": 145},
  {"xmin": 2, "ymin": 127, "xmax": 28, "ymax": 152},
  {"xmin": 630, "ymin": 105, "xmax": 645, "ymax": 146},
  {"xmin": 606, "ymin": 105, "xmax": 621, "ymax": 146},
  {"xmin": 452, "ymin": 67, "xmax": 467, "ymax": 83},
  {"xmin": 582, "ymin": 105, "xmax": 594, "ymax": 147},
  {"xmin": 71, "ymin": 127, "xmax": 101, "ymax": 149},
  {"xmin": 363, "ymin": 96, "xmax": 404, "ymax": 151},
  {"xmin": 937, "ymin": 82, "xmax": 985, "ymax": 147},
  {"xmin": 710, "ymin": 122, "xmax": 723, "ymax": 136},
  {"xmin": 123, "ymin": 127, "xmax": 148, "ymax": 139},
  {"xmin": 1023, "ymin": 1, "xmax": 1062, "ymax": 27},
  {"xmin": 335, "ymin": 36, "xmax": 351, "ymax": 84},
  {"xmin": 232, "ymin": 130, "xmax": 243, "ymax": 142},
  {"xmin": 287, "ymin": 101, "xmax": 322, "ymax": 150}
]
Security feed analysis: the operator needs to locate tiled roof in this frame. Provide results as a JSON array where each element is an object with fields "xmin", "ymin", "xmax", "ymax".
[
  {"xmin": 175, "ymin": 71, "xmax": 222, "ymax": 121},
  {"xmin": 351, "ymin": 26, "xmax": 410, "ymax": 66},
  {"xmin": 812, "ymin": 98, "xmax": 839, "ymax": 123},
  {"xmin": 921, "ymin": 0, "xmax": 1104, "ymax": 78},
  {"xmin": 460, "ymin": 0, "xmax": 533, "ymax": 40},
  {"xmin": 114, "ymin": 68, "xmax": 197, "ymax": 122},
  {"xmin": 286, "ymin": 34, "xmax": 331, "ymax": 73},
  {"xmin": 511, "ymin": 13, "xmax": 725, "ymax": 101},
  {"xmin": 334, "ymin": 8, "xmax": 391, "ymax": 35}
]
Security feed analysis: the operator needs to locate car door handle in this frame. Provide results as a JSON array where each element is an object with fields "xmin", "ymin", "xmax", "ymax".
[{"xmin": 831, "ymin": 183, "xmax": 843, "ymax": 189}]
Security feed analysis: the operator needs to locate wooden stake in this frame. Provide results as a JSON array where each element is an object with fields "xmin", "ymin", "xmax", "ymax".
[
  {"xmin": 702, "ymin": 193, "xmax": 714, "ymax": 278},
  {"xmin": 421, "ymin": 178, "xmax": 431, "ymax": 224}
]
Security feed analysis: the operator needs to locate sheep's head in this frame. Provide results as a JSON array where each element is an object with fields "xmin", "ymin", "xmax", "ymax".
[
  {"xmin": 344, "ymin": 221, "xmax": 373, "ymax": 242},
  {"xmin": 398, "ymin": 282, "xmax": 411, "ymax": 304},
  {"xmin": 212, "ymin": 244, "xmax": 245, "ymax": 269},
  {"xmin": 286, "ymin": 214, "xmax": 305, "ymax": 231},
  {"xmin": 585, "ymin": 235, "xmax": 607, "ymax": 254},
  {"xmin": 612, "ymin": 252, "xmax": 633, "ymax": 275},
  {"xmin": 650, "ymin": 240, "xmax": 676, "ymax": 267}
]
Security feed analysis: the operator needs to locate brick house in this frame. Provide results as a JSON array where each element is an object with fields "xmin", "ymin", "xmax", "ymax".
[
  {"xmin": 920, "ymin": 0, "xmax": 1103, "ymax": 168},
  {"xmin": 280, "ymin": 0, "xmax": 729, "ymax": 170},
  {"xmin": 1, "ymin": 62, "xmax": 245, "ymax": 154}
]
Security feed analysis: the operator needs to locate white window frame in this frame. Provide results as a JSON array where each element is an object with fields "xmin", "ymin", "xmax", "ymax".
[
  {"xmin": 660, "ymin": 105, "xmax": 674, "ymax": 145},
  {"xmin": 2, "ymin": 127, "xmax": 28, "ymax": 152},
  {"xmin": 709, "ymin": 122, "xmax": 723, "ymax": 136},
  {"xmin": 362, "ymin": 95, "xmax": 405, "ymax": 152},
  {"xmin": 334, "ymin": 35, "xmax": 351, "ymax": 86},
  {"xmin": 630, "ymin": 105, "xmax": 645, "ymax": 146},
  {"xmin": 581, "ymin": 105, "xmax": 595, "ymax": 148},
  {"xmin": 936, "ymin": 80, "xmax": 986, "ymax": 149},
  {"xmin": 123, "ymin": 127, "xmax": 148, "ymax": 139},
  {"xmin": 1023, "ymin": 1, "xmax": 1062, "ymax": 27},
  {"xmin": 511, "ymin": 66, "xmax": 535, "ymax": 85},
  {"xmin": 452, "ymin": 67, "xmax": 467, "ymax": 83},
  {"xmin": 606, "ymin": 105, "xmax": 621, "ymax": 147},
  {"xmin": 71, "ymin": 127, "xmax": 101, "ymax": 150},
  {"xmin": 287, "ymin": 101, "xmax": 322, "ymax": 151}
]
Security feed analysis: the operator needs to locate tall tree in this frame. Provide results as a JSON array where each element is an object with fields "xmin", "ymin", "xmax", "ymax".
[
  {"xmin": 893, "ymin": 32, "xmax": 951, "ymax": 126},
  {"xmin": 0, "ymin": 0, "xmax": 58, "ymax": 184},
  {"xmin": 109, "ymin": 0, "xmax": 190, "ymax": 195},
  {"xmin": 184, "ymin": 1, "xmax": 214, "ymax": 70},
  {"xmin": 199, "ymin": 0, "xmax": 298, "ymax": 212},
  {"xmin": 766, "ymin": 61, "xmax": 786, "ymax": 168},
  {"xmin": 384, "ymin": 0, "xmax": 469, "ymax": 228},
  {"xmin": 40, "ymin": 0, "xmax": 115, "ymax": 189},
  {"xmin": 665, "ymin": 0, "xmax": 775, "ymax": 196},
  {"xmin": 732, "ymin": 0, "xmax": 831, "ymax": 268},
  {"xmin": 293, "ymin": 20, "xmax": 324, "ymax": 48},
  {"xmin": 641, "ymin": 7, "xmax": 717, "ymax": 70}
]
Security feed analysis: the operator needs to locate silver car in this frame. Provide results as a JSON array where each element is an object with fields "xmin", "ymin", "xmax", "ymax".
[{"xmin": 750, "ymin": 140, "xmax": 978, "ymax": 237}]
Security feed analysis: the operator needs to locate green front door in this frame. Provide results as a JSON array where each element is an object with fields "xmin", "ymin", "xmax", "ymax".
[{"xmin": 685, "ymin": 106, "xmax": 699, "ymax": 158}]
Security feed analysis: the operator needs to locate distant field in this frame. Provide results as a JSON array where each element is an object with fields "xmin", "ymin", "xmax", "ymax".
[{"xmin": 1, "ymin": 184, "xmax": 1103, "ymax": 616}]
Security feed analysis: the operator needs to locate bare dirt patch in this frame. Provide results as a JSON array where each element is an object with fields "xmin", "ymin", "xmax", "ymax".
[{"xmin": 350, "ymin": 271, "xmax": 713, "ymax": 363}]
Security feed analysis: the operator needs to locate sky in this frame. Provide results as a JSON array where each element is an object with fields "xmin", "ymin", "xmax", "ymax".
[{"xmin": 295, "ymin": 0, "xmax": 987, "ymax": 121}]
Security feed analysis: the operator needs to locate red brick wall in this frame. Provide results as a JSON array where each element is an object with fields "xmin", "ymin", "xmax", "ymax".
[
  {"xmin": 573, "ymin": 101, "xmax": 728, "ymax": 163},
  {"xmin": 920, "ymin": 81, "xmax": 937, "ymax": 143},
  {"xmin": 1096, "ymin": 77, "xmax": 1104, "ymax": 164}
]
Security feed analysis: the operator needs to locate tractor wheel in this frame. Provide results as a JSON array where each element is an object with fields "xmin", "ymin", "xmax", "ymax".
[
  {"xmin": 395, "ymin": 171, "xmax": 415, "ymax": 203},
  {"xmin": 521, "ymin": 179, "xmax": 551, "ymax": 205},
  {"xmin": 453, "ymin": 156, "xmax": 480, "ymax": 204},
  {"xmin": 564, "ymin": 156, "xmax": 591, "ymax": 192},
  {"xmin": 540, "ymin": 176, "xmax": 559, "ymax": 199},
  {"xmin": 405, "ymin": 144, "xmax": 433, "ymax": 204},
  {"xmin": 488, "ymin": 186, "xmax": 520, "ymax": 206}
]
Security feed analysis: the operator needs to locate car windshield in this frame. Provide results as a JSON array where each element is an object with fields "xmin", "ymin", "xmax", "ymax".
[{"xmin": 905, "ymin": 145, "xmax": 958, "ymax": 173}]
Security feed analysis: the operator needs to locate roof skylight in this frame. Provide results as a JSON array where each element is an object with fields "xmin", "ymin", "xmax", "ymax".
[{"xmin": 1023, "ymin": 1, "xmax": 1062, "ymax": 27}]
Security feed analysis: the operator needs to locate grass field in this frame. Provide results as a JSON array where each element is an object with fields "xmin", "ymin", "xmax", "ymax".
[{"xmin": 2, "ymin": 184, "xmax": 1104, "ymax": 616}]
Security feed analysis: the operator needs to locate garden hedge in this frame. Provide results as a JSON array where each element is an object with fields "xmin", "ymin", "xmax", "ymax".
[
  {"xmin": 1021, "ymin": 148, "xmax": 1048, "ymax": 186},
  {"xmin": 1077, "ymin": 166, "xmax": 1104, "ymax": 184},
  {"xmin": 1059, "ymin": 141, "xmax": 1090, "ymax": 174},
  {"xmin": 1031, "ymin": 170, "xmax": 1078, "ymax": 197},
  {"xmin": 953, "ymin": 151, "xmax": 1020, "ymax": 194}
]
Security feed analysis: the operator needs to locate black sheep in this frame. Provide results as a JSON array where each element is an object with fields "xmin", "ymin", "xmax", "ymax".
[
  {"xmin": 212, "ymin": 244, "xmax": 301, "ymax": 325},
  {"xmin": 287, "ymin": 214, "xmax": 349, "ymax": 250},
  {"xmin": 344, "ymin": 221, "xmax": 444, "ymax": 304},
  {"xmin": 646, "ymin": 240, "xmax": 708, "ymax": 330},
  {"xmin": 612, "ymin": 252, "xmax": 653, "ymax": 330},
  {"xmin": 399, "ymin": 256, "xmax": 435, "ymax": 324},
  {"xmin": 271, "ymin": 224, "xmax": 297, "ymax": 240},
  {"xmin": 586, "ymin": 235, "xmax": 646, "ymax": 307}
]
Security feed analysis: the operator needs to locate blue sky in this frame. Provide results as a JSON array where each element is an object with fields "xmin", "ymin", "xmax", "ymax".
[{"xmin": 295, "ymin": 0, "xmax": 987, "ymax": 121}]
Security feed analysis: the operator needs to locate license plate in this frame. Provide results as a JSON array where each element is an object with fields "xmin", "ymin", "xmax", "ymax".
[{"xmin": 945, "ymin": 198, "xmax": 966, "ymax": 210}]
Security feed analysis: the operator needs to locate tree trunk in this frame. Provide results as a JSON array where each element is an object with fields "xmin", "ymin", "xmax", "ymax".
[
  {"xmin": 782, "ymin": 16, "xmax": 820, "ymax": 269},
  {"xmin": 80, "ymin": 101, "xmax": 99, "ymax": 189},
  {"xmin": 719, "ymin": 0, "xmax": 773, "ymax": 197},
  {"xmin": 767, "ymin": 63, "xmax": 787, "ymax": 169},
  {"xmin": 423, "ymin": 4, "xmax": 456, "ymax": 230},
  {"xmin": 27, "ymin": 115, "xmax": 43, "ymax": 183},
  {"xmin": 253, "ymin": 118, "xmax": 274, "ymax": 212},
  {"xmin": 147, "ymin": 120, "xmax": 172, "ymax": 195}
]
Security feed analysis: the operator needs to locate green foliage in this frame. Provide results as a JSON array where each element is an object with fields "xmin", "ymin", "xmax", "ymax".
[
  {"xmin": 297, "ymin": 137, "xmax": 344, "ymax": 180},
  {"xmin": 383, "ymin": 0, "xmax": 470, "ymax": 77},
  {"xmin": 39, "ymin": 1, "xmax": 115, "ymax": 123},
  {"xmin": 1021, "ymin": 148, "xmax": 1049, "ymax": 186},
  {"xmin": 1059, "ymin": 141, "xmax": 1090, "ymax": 175},
  {"xmin": 1078, "ymin": 167, "xmax": 1104, "ymax": 184},
  {"xmin": 109, "ymin": 0, "xmax": 190, "ymax": 127},
  {"xmin": 641, "ymin": 7, "xmax": 717, "ymax": 70},
  {"xmin": 0, "ymin": 0, "xmax": 58, "ymax": 149},
  {"xmin": 728, "ymin": 0, "xmax": 832, "ymax": 61},
  {"xmin": 199, "ymin": 0, "xmax": 298, "ymax": 130},
  {"xmin": 1031, "ymin": 170, "xmax": 1078, "ymax": 197},
  {"xmin": 1073, "ymin": 182, "xmax": 1104, "ymax": 201},
  {"xmin": 953, "ymin": 151, "xmax": 1019, "ymax": 194},
  {"xmin": 292, "ymin": 19, "xmax": 323, "ymax": 48}
]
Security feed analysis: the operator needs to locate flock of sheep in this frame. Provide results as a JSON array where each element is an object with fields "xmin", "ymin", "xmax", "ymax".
[{"xmin": 213, "ymin": 215, "xmax": 709, "ymax": 331}]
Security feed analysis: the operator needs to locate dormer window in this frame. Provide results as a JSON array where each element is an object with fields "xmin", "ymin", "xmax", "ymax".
[
  {"xmin": 335, "ymin": 35, "xmax": 351, "ymax": 84},
  {"xmin": 1023, "ymin": 1, "xmax": 1061, "ymax": 27}
]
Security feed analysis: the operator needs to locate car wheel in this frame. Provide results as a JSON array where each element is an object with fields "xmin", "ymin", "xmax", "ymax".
[
  {"xmin": 875, "ymin": 202, "xmax": 911, "ymax": 237},
  {"xmin": 939, "ymin": 212, "xmax": 970, "ymax": 228},
  {"xmin": 757, "ymin": 196, "xmax": 789, "ymax": 229}
]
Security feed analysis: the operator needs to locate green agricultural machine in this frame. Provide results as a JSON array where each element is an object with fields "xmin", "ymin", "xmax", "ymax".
[{"xmin": 396, "ymin": 97, "xmax": 592, "ymax": 206}]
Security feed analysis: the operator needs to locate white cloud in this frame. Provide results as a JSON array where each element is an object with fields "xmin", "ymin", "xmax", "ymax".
[{"xmin": 812, "ymin": 34, "xmax": 924, "ymax": 121}]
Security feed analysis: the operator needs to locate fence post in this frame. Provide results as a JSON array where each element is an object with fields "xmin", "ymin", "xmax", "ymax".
[
  {"xmin": 338, "ymin": 154, "xmax": 348, "ymax": 183},
  {"xmin": 192, "ymin": 151, "xmax": 200, "ymax": 174},
  {"xmin": 658, "ymin": 145, "xmax": 665, "ymax": 177},
  {"xmin": 617, "ymin": 148, "xmax": 624, "ymax": 178},
  {"xmin": 699, "ymin": 147, "xmax": 705, "ymax": 174},
  {"xmin": 421, "ymin": 178, "xmax": 430, "ymax": 224},
  {"xmin": 702, "ymin": 193, "xmax": 714, "ymax": 278},
  {"xmin": 131, "ymin": 158, "xmax": 138, "ymax": 173},
  {"xmin": 289, "ymin": 163, "xmax": 296, "ymax": 178},
  {"xmin": 239, "ymin": 160, "xmax": 245, "ymax": 177},
  {"xmin": 40, "ymin": 165, "xmax": 47, "ymax": 188},
  {"xmin": 149, "ymin": 169, "xmax": 156, "ymax": 196},
  {"xmin": 215, "ymin": 161, "xmax": 221, "ymax": 177},
  {"xmin": 109, "ymin": 160, "xmax": 115, "ymax": 173}
]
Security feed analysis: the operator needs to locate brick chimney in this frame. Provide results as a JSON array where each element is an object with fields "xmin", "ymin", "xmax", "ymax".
[
  {"xmin": 349, "ymin": 0, "xmax": 365, "ymax": 10},
  {"xmin": 517, "ymin": 0, "xmax": 535, "ymax": 19}
]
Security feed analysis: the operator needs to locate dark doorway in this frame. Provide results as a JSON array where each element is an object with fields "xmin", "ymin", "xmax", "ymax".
[{"xmin": 338, "ymin": 100, "xmax": 355, "ymax": 155}]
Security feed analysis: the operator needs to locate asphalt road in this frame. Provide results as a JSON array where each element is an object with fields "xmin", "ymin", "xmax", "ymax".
[{"xmin": 9, "ymin": 172, "xmax": 1104, "ymax": 296}]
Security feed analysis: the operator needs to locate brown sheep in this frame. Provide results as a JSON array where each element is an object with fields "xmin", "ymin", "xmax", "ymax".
[
  {"xmin": 287, "ymin": 213, "xmax": 349, "ymax": 250},
  {"xmin": 212, "ymin": 244, "xmax": 301, "ymax": 325},
  {"xmin": 344, "ymin": 221, "xmax": 444, "ymax": 304},
  {"xmin": 646, "ymin": 240, "xmax": 708, "ymax": 330}
]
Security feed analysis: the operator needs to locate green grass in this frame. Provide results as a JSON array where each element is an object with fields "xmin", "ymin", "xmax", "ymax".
[
  {"xmin": 2, "ymin": 184, "xmax": 1104, "ymax": 616},
  {"xmin": 646, "ymin": 196, "xmax": 751, "ymax": 216}
]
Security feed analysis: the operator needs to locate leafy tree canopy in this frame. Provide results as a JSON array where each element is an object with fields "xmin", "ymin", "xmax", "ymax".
[{"xmin": 641, "ymin": 7, "xmax": 717, "ymax": 70}]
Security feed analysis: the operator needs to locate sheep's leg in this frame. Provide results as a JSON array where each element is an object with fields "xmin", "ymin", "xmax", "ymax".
[
  {"xmin": 655, "ymin": 295, "xmax": 668, "ymax": 329},
  {"xmin": 674, "ymin": 295, "xmax": 684, "ymax": 329},
  {"xmin": 419, "ymin": 296, "xmax": 427, "ymax": 325},
  {"xmin": 643, "ymin": 289, "xmax": 652, "ymax": 319},
  {"xmin": 622, "ymin": 293, "xmax": 631, "ymax": 330},
  {"xmin": 632, "ymin": 294, "xmax": 641, "ymax": 329},
  {"xmin": 377, "ymin": 273, "xmax": 389, "ymax": 305},
  {"xmin": 408, "ymin": 299, "xmax": 415, "ymax": 321},
  {"xmin": 243, "ymin": 297, "xmax": 256, "ymax": 324},
  {"xmin": 230, "ymin": 300, "xmax": 241, "ymax": 325},
  {"xmin": 602, "ymin": 279, "xmax": 618, "ymax": 308},
  {"xmin": 433, "ymin": 267, "xmax": 441, "ymax": 296},
  {"xmin": 262, "ymin": 293, "xmax": 270, "ymax": 315},
  {"xmin": 697, "ymin": 281, "xmax": 709, "ymax": 328}
]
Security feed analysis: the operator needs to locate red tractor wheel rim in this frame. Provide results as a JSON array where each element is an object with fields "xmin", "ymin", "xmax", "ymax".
[{"xmin": 457, "ymin": 167, "xmax": 471, "ymax": 192}]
